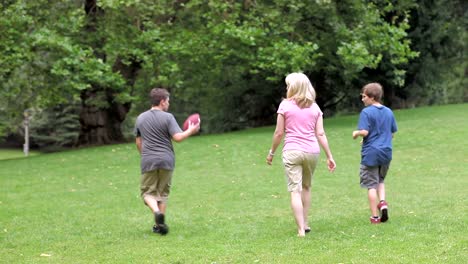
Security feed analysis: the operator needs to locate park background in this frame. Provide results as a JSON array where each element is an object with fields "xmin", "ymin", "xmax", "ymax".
[
  {"xmin": 0, "ymin": 1, "xmax": 467, "ymax": 263},
  {"xmin": 0, "ymin": 0, "xmax": 466, "ymax": 149}
]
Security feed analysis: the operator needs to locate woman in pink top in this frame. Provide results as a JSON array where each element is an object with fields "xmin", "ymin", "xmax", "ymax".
[{"xmin": 267, "ymin": 72, "xmax": 336, "ymax": 237}]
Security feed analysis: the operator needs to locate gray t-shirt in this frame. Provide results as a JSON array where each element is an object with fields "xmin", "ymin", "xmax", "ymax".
[{"xmin": 134, "ymin": 109, "xmax": 182, "ymax": 173}]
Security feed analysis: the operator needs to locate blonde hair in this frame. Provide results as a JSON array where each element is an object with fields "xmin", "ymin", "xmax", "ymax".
[{"xmin": 285, "ymin": 72, "xmax": 316, "ymax": 108}]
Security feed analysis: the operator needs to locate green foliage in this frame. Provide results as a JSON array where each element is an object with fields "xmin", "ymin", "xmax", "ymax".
[
  {"xmin": 124, "ymin": 0, "xmax": 421, "ymax": 132},
  {"xmin": 1, "ymin": 0, "xmax": 464, "ymax": 141},
  {"xmin": 28, "ymin": 104, "xmax": 80, "ymax": 151},
  {"xmin": 336, "ymin": 2, "xmax": 418, "ymax": 86},
  {"xmin": 404, "ymin": 0, "xmax": 467, "ymax": 106},
  {"xmin": 0, "ymin": 2, "xmax": 35, "ymax": 136}
]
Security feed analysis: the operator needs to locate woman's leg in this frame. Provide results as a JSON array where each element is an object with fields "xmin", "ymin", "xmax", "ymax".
[
  {"xmin": 301, "ymin": 186, "xmax": 311, "ymax": 230},
  {"xmin": 291, "ymin": 191, "xmax": 305, "ymax": 236}
]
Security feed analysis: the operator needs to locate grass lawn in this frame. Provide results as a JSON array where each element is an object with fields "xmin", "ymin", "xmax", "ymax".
[
  {"xmin": 0, "ymin": 149, "xmax": 39, "ymax": 161},
  {"xmin": 0, "ymin": 104, "xmax": 467, "ymax": 263}
]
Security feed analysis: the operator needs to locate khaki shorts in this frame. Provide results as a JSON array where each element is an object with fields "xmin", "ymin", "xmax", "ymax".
[
  {"xmin": 359, "ymin": 164, "xmax": 390, "ymax": 189},
  {"xmin": 140, "ymin": 169, "xmax": 173, "ymax": 204},
  {"xmin": 282, "ymin": 150, "xmax": 319, "ymax": 192}
]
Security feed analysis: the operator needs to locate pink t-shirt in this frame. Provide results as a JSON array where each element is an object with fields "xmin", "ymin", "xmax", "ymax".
[{"xmin": 277, "ymin": 99, "xmax": 322, "ymax": 154}]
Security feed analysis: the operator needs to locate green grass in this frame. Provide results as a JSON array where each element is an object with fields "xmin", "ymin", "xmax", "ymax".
[
  {"xmin": 1, "ymin": 104, "xmax": 467, "ymax": 263},
  {"xmin": 0, "ymin": 149, "xmax": 39, "ymax": 160}
]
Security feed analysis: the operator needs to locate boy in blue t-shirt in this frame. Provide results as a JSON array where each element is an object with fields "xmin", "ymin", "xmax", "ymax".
[{"xmin": 353, "ymin": 83, "xmax": 397, "ymax": 224}]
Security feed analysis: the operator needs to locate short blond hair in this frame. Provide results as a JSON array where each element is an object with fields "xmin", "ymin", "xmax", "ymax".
[{"xmin": 285, "ymin": 72, "xmax": 316, "ymax": 108}]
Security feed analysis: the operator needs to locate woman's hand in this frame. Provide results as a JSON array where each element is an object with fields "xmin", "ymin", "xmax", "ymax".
[
  {"xmin": 327, "ymin": 158, "xmax": 336, "ymax": 172},
  {"xmin": 266, "ymin": 150, "xmax": 274, "ymax": 165}
]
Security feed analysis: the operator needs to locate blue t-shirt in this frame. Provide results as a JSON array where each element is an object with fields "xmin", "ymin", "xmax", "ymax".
[{"xmin": 357, "ymin": 105, "xmax": 397, "ymax": 166}]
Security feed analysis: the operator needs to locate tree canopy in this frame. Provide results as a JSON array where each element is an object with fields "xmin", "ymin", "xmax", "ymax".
[{"xmin": 0, "ymin": 0, "xmax": 465, "ymax": 147}]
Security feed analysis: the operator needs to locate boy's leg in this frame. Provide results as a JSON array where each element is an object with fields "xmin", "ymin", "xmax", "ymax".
[
  {"xmin": 377, "ymin": 183, "xmax": 386, "ymax": 201},
  {"xmin": 360, "ymin": 165, "xmax": 380, "ymax": 223},
  {"xmin": 368, "ymin": 188, "xmax": 379, "ymax": 218},
  {"xmin": 378, "ymin": 183, "xmax": 388, "ymax": 222},
  {"xmin": 153, "ymin": 169, "xmax": 172, "ymax": 235},
  {"xmin": 158, "ymin": 202, "xmax": 166, "ymax": 214},
  {"xmin": 378, "ymin": 165, "xmax": 389, "ymax": 222},
  {"xmin": 144, "ymin": 195, "xmax": 160, "ymax": 213},
  {"xmin": 141, "ymin": 170, "xmax": 161, "ymax": 214}
]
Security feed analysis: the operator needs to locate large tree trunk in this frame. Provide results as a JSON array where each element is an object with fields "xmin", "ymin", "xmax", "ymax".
[
  {"xmin": 77, "ymin": 0, "xmax": 139, "ymax": 145},
  {"xmin": 78, "ymin": 89, "xmax": 130, "ymax": 145},
  {"xmin": 77, "ymin": 57, "xmax": 140, "ymax": 145}
]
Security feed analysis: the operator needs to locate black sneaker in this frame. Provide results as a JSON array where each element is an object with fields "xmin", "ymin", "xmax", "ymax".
[
  {"xmin": 152, "ymin": 225, "xmax": 160, "ymax": 233},
  {"xmin": 154, "ymin": 212, "xmax": 169, "ymax": 235}
]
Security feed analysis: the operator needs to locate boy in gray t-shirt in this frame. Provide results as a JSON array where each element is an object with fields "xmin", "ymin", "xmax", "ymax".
[{"xmin": 135, "ymin": 88, "xmax": 200, "ymax": 235}]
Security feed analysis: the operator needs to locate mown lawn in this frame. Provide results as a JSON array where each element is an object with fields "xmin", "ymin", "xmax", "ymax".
[
  {"xmin": 0, "ymin": 149, "xmax": 39, "ymax": 161},
  {"xmin": 0, "ymin": 104, "xmax": 466, "ymax": 263}
]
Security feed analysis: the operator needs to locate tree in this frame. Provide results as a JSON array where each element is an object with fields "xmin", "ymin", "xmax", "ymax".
[
  {"xmin": 404, "ymin": 0, "xmax": 467, "ymax": 106},
  {"xmin": 126, "ymin": 0, "xmax": 418, "ymax": 129},
  {"xmin": 1, "ymin": 0, "xmax": 138, "ymax": 145},
  {"xmin": 29, "ymin": 104, "xmax": 80, "ymax": 151},
  {"xmin": 1, "ymin": 0, "xmax": 423, "ymax": 146}
]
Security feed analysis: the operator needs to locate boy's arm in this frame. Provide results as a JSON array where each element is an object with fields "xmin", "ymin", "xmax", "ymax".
[
  {"xmin": 354, "ymin": 111, "xmax": 370, "ymax": 139},
  {"xmin": 136, "ymin": 137, "xmax": 142, "ymax": 154},
  {"xmin": 352, "ymin": 129, "xmax": 369, "ymax": 139},
  {"xmin": 172, "ymin": 120, "xmax": 200, "ymax": 142}
]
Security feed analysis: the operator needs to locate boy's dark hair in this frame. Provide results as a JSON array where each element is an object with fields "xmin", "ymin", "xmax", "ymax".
[
  {"xmin": 362, "ymin": 83, "xmax": 383, "ymax": 102},
  {"xmin": 150, "ymin": 88, "xmax": 170, "ymax": 106}
]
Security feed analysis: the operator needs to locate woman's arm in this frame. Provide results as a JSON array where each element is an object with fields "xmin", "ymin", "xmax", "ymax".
[
  {"xmin": 266, "ymin": 114, "xmax": 285, "ymax": 165},
  {"xmin": 316, "ymin": 115, "xmax": 336, "ymax": 172}
]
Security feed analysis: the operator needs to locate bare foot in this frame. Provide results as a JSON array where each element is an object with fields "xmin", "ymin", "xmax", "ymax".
[{"xmin": 297, "ymin": 228, "xmax": 305, "ymax": 237}]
